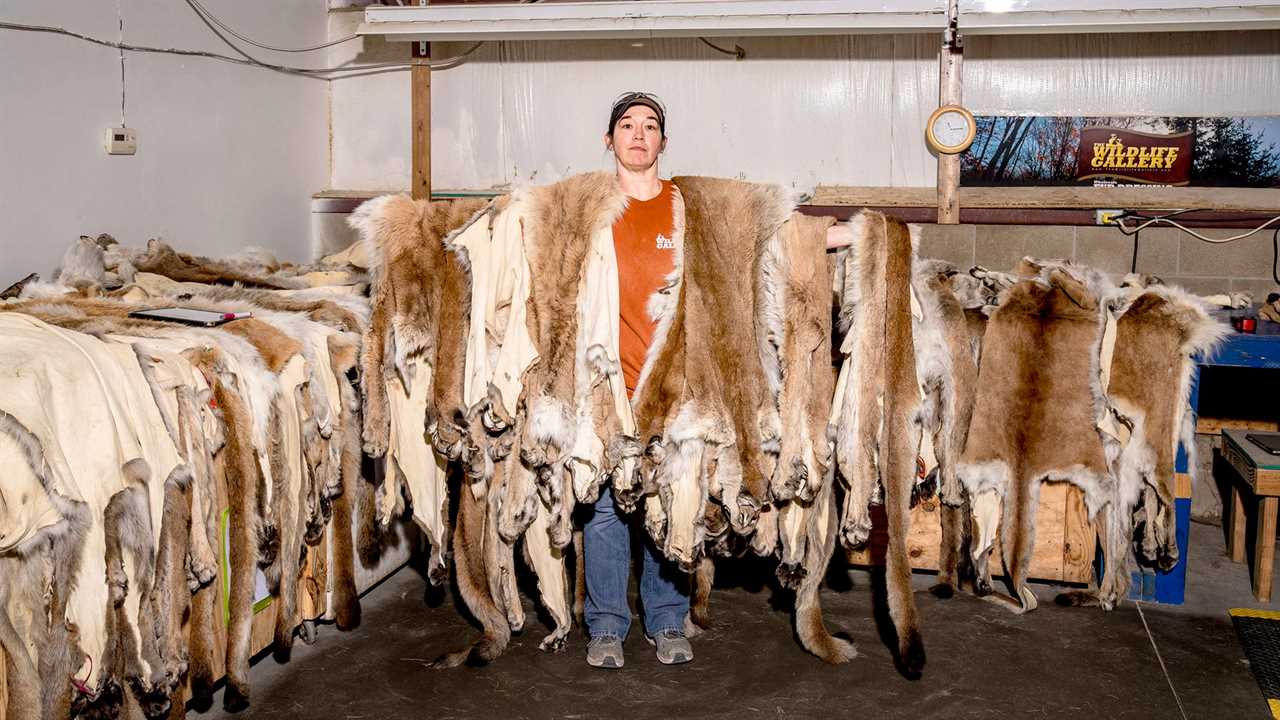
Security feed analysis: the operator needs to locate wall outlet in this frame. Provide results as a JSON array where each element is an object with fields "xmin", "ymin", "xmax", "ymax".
[
  {"xmin": 1095, "ymin": 208, "xmax": 1125, "ymax": 225},
  {"xmin": 104, "ymin": 127, "xmax": 137, "ymax": 155}
]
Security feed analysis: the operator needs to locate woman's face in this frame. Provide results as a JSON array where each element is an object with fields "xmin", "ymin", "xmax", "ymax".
[{"xmin": 606, "ymin": 106, "xmax": 665, "ymax": 172}]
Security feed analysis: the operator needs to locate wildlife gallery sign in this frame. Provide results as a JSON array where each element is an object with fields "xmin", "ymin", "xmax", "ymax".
[
  {"xmin": 1075, "ymin": 127, "xmax": 1193, "ymax": 185},
  {"xmin": 961, "ymin": 116, "xmax": 1280, "ymax": 188}
]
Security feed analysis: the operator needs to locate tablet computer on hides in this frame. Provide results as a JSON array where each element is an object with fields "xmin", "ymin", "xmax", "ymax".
[{"xmin": 127, "ymin": 307, "xmax": 252, "ymax": 327}]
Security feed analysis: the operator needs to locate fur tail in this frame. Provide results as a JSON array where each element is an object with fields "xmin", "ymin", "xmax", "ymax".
[
  {"xmin": 208, "ymin": 375, "xmax": 261, "ymax": 712},
  {"xmin": 331, "ymin": 378, "xmax": 363, "ymax": 631},
  {"xmin": 432, "ymin": 465, "xmax": 510, "ymax": 669},
  {"xmin": 690, "ymin": 556, "xmax": 715, "ymax": 630},
  {"xmin": 879, "ymin": 215, "xmax": 926, "ymax": 680},
  {"xmin": 931, "ymin": 498, "xmax": 974, "ymax": 599},
  {"xmin": 795, "ymin": 487, "xmax": 856, "ymax": 664}
]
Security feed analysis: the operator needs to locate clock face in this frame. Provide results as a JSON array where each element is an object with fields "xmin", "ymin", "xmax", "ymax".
[{"xmin": 931, "ymin": 110, "xmax": 971, "ymax": 148}]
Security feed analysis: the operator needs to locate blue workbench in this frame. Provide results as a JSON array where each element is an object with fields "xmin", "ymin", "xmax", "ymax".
[{"xmin": 1136, "ymin": 313, "xmax": 1280, "ymax": 604}]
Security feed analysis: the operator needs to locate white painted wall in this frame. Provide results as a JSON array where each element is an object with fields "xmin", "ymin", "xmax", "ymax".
[
  {"xmin": 1, "ymin": 0, "xmax": 330, "ymax": 278},
  {"xmin": 327, "ymin": 13, "xmax": 1280, "ymax": 193}
]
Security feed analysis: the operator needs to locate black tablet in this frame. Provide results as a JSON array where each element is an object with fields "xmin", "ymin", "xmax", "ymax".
[
  {"xmin": 1246, "ymin": 433, "xmax": 1280, "ymax": 456},
  {"xmin": 127, "ymin": 307, "xmax": 251, "ymax": 327}
]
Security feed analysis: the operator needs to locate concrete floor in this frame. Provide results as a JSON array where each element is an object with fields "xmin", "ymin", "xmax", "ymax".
[{"xmin": 193, "ymin": 521, "xmax": 1271, "ymax": 720}]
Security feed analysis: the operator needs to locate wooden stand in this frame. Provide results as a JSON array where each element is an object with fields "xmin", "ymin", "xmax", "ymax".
[
  {"xmin": 1223, "ymin": 429, "xmax": 1280, "ymax": 602},
  {"xmin": 847, "ymin": 481, "xmax": 1097, "ymax": 584}
]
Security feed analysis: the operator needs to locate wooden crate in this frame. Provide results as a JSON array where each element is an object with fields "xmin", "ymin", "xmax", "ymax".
[{"xmin": 847, "ymin": 481, "xmax": 1097, "ymax": 584}]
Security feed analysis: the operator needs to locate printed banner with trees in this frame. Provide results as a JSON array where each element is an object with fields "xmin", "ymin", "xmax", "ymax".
[{"xmin": 961, "ymin": 116, "xmax": 1280, "ymax": 188}]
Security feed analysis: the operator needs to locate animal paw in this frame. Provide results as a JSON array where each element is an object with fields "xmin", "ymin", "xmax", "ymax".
[
  {"xmin": 188, "ymin": 556, "xmax": 217, "ymax": 588},
  {"xmin": 362, "ymin": 425, "xmax": 389, "ymax": 458},
  {"xmin": 731, "ymin": 496, "xmax": 761, "ymax": 535},
  {"xmin": 257, "ymin": 522, "xmax": 280, "ymax": 568},
  {"xmin": 498, "ymin": 494, "xmax": 538, "ymax": 542},
  {"xmin": 520, "ymin": 444, "xmax": 548, "ymax": 469},
  {"xmin": 538, "ymin": 631, "xmax": 568, "ymax": 653},
  {"xmin": 839, "ymin": 514, "xmax": 872, "ymax": 550},
  {"xmin": 911, "ymin": 470, "xmax": 937, "ymax": 509},
  {"xmin": 614, "ymin": 481, "xmax": 643, "ymax": 514},
  {"xmin": 776, "ymin": 562, "xmax": 807, "ymax": 589},
  {"xmin": 644, "ymin": 514, "xmax": 668, "ymax": 546}
]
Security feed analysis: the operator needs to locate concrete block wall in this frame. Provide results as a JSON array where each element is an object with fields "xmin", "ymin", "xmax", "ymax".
[{"xmin": 918, "ymin": 224, "xmax": 1280, "ymax": 298}]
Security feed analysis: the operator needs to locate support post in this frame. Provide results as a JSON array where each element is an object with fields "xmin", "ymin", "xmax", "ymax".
[
  {"xmin": 411, "ymin": 3, "xmax": 431, "ymax": 200},
  {"xmin": 937, "ymin": 0, "xmax": 963, "ymax": 224}
]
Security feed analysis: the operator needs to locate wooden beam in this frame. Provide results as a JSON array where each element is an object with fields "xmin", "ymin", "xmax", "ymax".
[
  {"xmin": 410, "ymin": 37, "xmax": 432, "ymax": 200},
  {"xmin": 936, "ymin": 0, "xmax": 962, "ymax": 224},
  {"xmin": 809, "ymin": 185, "xmax": 1280, "ymax": 212}
]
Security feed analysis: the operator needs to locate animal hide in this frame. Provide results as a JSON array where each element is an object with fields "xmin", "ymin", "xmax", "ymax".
[
  {"xmin": 1052, "ymin": 282, "xmax": 1227, "ymax": 609},
  {"xmin": 329, "ymin": 336, "xmax": 364, "ymax": 631},
  {"xmin": 131, "ymin": 239, "xmax": 309, "ymax": 290},
  {"xmin": 911, "ymin": 261, "xmax": 990, "ymax": 598},
  {"xmin": 0, "ymin": 312, "xmax": 190, "ymax": 716},
  {"xmin": 350, "ymin": 193, "xmax": 490, "ymax": 585},
  {"xmin": 629, "ymin": 176, "xmax": 796, "ymax": 570},
  {"xmin": 1104, "ymin": 286, "xmax": 1225, "ymax": 571},
  {"xmin": 832, "ymin": 209, "xmax": 926, "ymax": 678},
  {"xmin": 507, "ymin": 172, "xmax": 631, "ymax": 552},
  {"xmin": 957, "ymin": 268, "xmax": 1112, "ymax": 613}
]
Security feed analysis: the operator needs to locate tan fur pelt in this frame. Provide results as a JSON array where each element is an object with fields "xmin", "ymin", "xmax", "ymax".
[
  {"xmin": 909, "ymin": 262, "xmax": 986, "ymax": 598},
  {"xmin": 349, "ymin": 194, "xmax": 490, "ymax": 459},
  {"xmin": 770, "ymin": 213, "xmax": 838, "ymax": 504},
  {"xmin": 131, "ymin": 239, "xmax": 308, "ymax": 290},
  {"xmin": 189, "ymin": 351, "xmax": 261, "ymax": 713},
  {"xmin": 625, "ymin": 176, "xmax": 798, "ymax": 571},
  {"xmin": 159, "ymin": 283, "xmax": 367, "ymax": 334},
  {"xmin": 832, "ymin": 209, "xmax": 926, "ymax": 677},
  {"xmin": 516, "ymin": 172, "xmax": 627, "ymax": 470},
  {"xmin": 506, "ymin": 173, "xmax": 629, "ymax": 554},
  {"xmin": 329, "ymin": 338, "xmax": 364, "ymax": 631},
  {"xmin": 958, "ymin": 269, "xmax": 1111, "ymax": 612},
  {"xmin": 429, "ymin": 461, "xmax": 514, "ymax": 668},
  {"xmin": 1101, "ymin": 286, "xmax": 1226, "ymax": 577}
]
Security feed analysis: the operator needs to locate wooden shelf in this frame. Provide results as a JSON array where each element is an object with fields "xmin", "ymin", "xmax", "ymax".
[{"xmin": 808, "ymin": 185, "xmax": 1280, "ymax": 212}]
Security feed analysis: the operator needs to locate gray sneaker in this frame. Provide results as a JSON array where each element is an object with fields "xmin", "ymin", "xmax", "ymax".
[
  {"xmin": 586, "ymin": 636, "xmax": 624, "ymax": 669},
  {"xmin": 647, "ymin": 629, "xmax": 693, "ymax": 665}
]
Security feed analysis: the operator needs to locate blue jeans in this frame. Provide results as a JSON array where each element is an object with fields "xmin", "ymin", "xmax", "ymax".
[{"xmin": 583, "ymin": 487, "xmax": 689, "ymax": 640}]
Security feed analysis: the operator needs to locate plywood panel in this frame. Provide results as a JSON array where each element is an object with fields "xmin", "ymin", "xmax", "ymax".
[{"xmin": 848, "ymin": 482, "xmax": 1094, "ymax": 584}]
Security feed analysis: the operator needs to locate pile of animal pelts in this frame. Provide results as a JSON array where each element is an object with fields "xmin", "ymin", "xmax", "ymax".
[
  {"xmin": 0, "ymin": 235, "xmax": 397, "ymax": 718},
  {"xmin": 0, "ymin": 174, "xmax": 1231, "ymax": 719}
]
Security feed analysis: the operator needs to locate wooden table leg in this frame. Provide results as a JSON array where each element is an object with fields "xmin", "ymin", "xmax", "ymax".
[
  {"xmin": 1231, "ymin": 485, "xmax": 1248, "ymax": 563},
  {"xmin": 1254, "ymin": 496, "xmax": 1278, "ymax": 602}
]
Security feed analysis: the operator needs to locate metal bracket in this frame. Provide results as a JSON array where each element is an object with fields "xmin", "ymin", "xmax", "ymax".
[
  {"xmin": 417, "ymin": 0, "xmax": 429, "ymax": 57},
  {"xmin": 944, "ymin": 0, "xmax": 963, "ymax": 50}
]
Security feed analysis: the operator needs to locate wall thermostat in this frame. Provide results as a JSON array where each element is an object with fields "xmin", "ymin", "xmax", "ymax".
[{"xmin": 104, "ymin": 127, "xmax": 137, "ymax": 155}]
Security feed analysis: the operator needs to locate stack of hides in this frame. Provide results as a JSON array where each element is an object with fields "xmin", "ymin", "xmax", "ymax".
[{"xmin": 0, "ymin": 236, "xmax": 399, "ymax": 719}]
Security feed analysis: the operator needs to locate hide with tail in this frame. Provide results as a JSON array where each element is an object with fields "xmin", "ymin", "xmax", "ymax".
[
  {"xmin": 351, "ymin": 194, "xmax": 491, "ymax": 585},
  {"xmin": 957, "ymin": 267, "xmax": 1113, "ymax": 612},
  {"xmin": 831, "ymin": 209, "xmax": 926, "ymax": 678}
]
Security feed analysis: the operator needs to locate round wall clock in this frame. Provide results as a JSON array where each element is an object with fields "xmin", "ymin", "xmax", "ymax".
[{"xmin": 926, "ymin": 104, "xmax": 977, "ymax": 155}]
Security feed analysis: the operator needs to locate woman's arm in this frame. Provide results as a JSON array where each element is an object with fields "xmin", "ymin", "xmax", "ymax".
[{"xmin": 826, "ymin": 223, "xmax": 853, "ymax": 250}]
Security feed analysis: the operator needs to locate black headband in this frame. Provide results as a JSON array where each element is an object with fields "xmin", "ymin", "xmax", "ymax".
[{"xmin": 608, "ymin": 91, "xmax": 666, "ymax": 137}]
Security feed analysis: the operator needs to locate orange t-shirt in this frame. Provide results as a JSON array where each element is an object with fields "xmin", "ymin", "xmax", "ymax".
[{"xmin": 613, "ymin": 180, "xmax": 676, "ymax": 397}]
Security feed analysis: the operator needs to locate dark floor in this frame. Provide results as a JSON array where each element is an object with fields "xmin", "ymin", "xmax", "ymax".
[{"xmin": 194, "ymin": 522, "xmax": 1269, "ymax": 720}]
